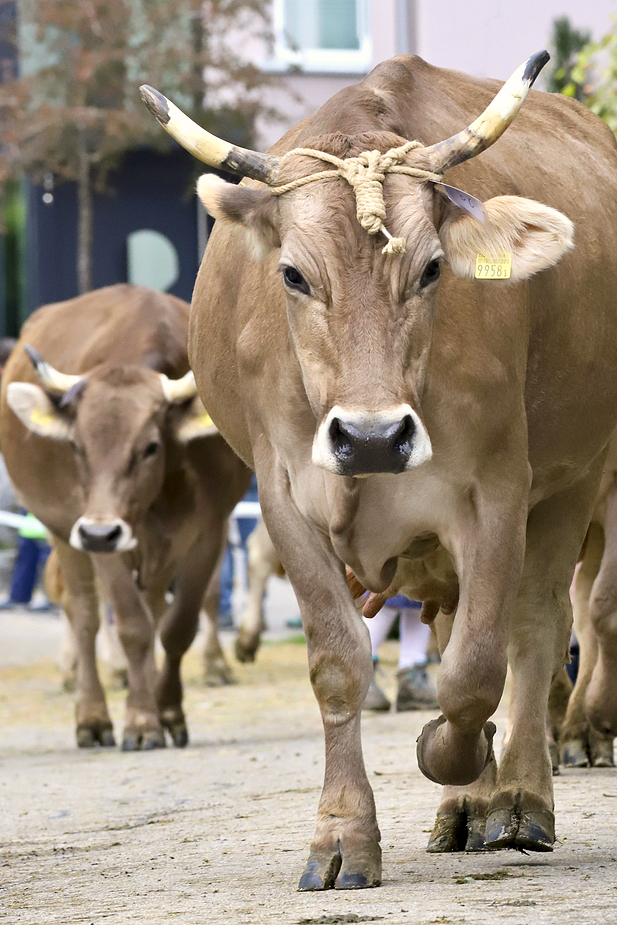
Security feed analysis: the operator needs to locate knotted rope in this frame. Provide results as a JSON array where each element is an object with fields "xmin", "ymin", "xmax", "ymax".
[{"xmin": 269, "ymin": 140, "xmax": 443, "ymax": 255}]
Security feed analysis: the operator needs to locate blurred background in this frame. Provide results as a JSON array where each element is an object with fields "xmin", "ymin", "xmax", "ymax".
[{"xmin": 0, "ymin": 0, "xmax": 615, "ymax": 337}]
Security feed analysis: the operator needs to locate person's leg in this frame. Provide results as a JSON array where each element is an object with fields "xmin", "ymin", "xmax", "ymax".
[
  {"xmin": 218, "ymin": 543, "xmax": 234, "ymax": 627},
  {"xmin": 396, "ymin": 605, "xmax": 439, "ymax": 711},
  {"xmin": 362, "ymin": 607, "xmax": 398, "ymax": 712},
  {"xmin": 9, "ymin": 537, "xmax": 39, "ymax": 604}
]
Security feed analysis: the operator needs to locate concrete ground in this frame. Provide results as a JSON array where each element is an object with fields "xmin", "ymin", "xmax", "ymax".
[{"xmin": 1, "ymin": 599, "xmax": 617, "ymax": 925}]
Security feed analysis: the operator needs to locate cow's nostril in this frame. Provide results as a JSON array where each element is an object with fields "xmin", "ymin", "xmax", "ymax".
[
  {"xmin": 393, "ymin": 414, "xmax": 415, "ymax": 454},
  {"xmin": 78, "ymin": 522, "xmax": 124, "ymax": 551},
  {"xmin": 329, "ymin": 417, "xmax": 355, "ymax": 458}
]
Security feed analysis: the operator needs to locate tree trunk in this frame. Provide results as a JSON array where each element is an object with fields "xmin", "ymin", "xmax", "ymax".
[{"xmin": 77, "ymin": 134, "xmax": 93, "ymax": 295}]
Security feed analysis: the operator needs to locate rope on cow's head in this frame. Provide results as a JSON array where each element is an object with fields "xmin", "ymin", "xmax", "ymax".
[{"xmin": 268, "ymin": 140, "xmax": 444, "ymax": 255}]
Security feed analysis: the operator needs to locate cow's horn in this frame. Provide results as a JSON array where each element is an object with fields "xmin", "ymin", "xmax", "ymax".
[
  {"xmin": 425, "ymin": 50, "xmax": 550, "ymax": 172},
  {"xmin": 140, "ymin": 85, "xmax": 280, "ymax": 185},
  {"xmin": 159, "ymin": 370, "xmax": 197, "ymax": 403},
  {"xmin": 24, "ymin": 345, "xmax": 83, "ymax": 394}
]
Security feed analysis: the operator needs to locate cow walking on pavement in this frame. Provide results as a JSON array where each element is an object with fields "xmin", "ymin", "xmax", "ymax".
[
  {"xmin": 142, "ymin": 50, "xmax": 617, "ymax": 888},
  {"xmin": 0, "ymin": 284, "xmax": 250, "ymax": 750}
]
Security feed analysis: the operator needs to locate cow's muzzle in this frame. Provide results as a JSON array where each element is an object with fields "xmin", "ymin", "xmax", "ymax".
[
  {"xmin": 313, "ymin": 405, "xmax": 432, "ymax": 476},
  {"xmin": 70, "ymin": 517, "xmax": 137, "ymax": 553}
]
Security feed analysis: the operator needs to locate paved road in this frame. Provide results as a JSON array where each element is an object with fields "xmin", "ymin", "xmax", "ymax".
[{"xmin": 1, "ymin": 613, "xmax": 616, "ymax": 925}]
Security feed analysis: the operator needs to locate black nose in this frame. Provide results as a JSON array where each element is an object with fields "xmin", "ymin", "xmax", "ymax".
[
  {"xmin": 78, "ymin": 522, "xmax": 123, "ymax": 553},
  {"xmin": 328, "ymin": 414, "xmax": 415, "ymax": 475}
]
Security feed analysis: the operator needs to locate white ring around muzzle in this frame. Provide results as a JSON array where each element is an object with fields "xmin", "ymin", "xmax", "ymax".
[
  {"xmin": 312, "ymin": 404, "xmax": 432, "ymax": 476},
  {"xmin": 69, "ymin": 517, "xmax": 137, "ymax": 553}
]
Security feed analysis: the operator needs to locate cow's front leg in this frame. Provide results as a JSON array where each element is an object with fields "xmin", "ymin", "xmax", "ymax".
[
  {"xmin": 156, "ymin": 522, "xmax": 227, "ymax": 745},
  {"xmin": 54, "ymin": 539, "xmax": 115, "ymax": 747},
  {"xmin": 258, "ymin": 462, "xmax": 380, "ymax": 891},
  {"xmin": 416, "ymin": 479, "xmax": 528, "ymax": 789},
  {"xmin": 93, "ymin": 556, "xmax": 163, "ymax": 751},
  {"xmin": 486, "ymin": 474, "xmax": 602, "ymax": 851}
]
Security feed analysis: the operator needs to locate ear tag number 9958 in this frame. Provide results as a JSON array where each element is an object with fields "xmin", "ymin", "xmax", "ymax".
[{"xmin": 475, "ymin": 252, "xmax": 512, "ymax": 280}]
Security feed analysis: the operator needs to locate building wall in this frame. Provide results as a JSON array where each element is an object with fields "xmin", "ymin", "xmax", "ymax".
[{"xmin": 257, "ymin": 0, "xmax": 617, "ymax": 149}]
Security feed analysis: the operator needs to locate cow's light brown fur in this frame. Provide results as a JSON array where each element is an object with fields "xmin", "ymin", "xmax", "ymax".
[{"xmin": 188, "ymin": 56, "xmax": 617, "ymax": 885}]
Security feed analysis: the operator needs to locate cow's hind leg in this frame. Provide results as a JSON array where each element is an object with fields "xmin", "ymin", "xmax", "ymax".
[
  {"xmin": 54, "ymin": 539, "xmax": 115, "ymax": 747},
  {"xmin": 259, "ymin": 456, "xmax": 380, "ymax": 892},
  {"xmin": 560, "ymin": 523, "xmax": 608, "ymax": 766},
  {"xmin": 201, "ymin": 540, "xmax": 236, "ymax": 685},
  {"xmin": 235, "ymin": 519, "xmax": 277, "ymax": 663},
  {"xmin": 485, "ymin": 475, "xmax": 601, "ymax": 851},
  {"xmin": 584, "ymin": 485, "xmax": 617, "ymax": 754},
  {"xmin": 156, "ymin": 522, "xmax": 227, "ymax": 746}
]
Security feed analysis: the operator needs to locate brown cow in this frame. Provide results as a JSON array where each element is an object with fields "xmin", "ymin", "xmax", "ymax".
[
  {"xmin": 0, "ymin": 285, "xmax": 250, "ymax": 749},
  {"xmin": 142, "ymin": 51, "xmax": 617, "ymax": 888}
]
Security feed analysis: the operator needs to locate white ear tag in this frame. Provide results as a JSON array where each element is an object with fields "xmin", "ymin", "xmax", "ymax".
[{"xmin": 438, "ymin": 184, "xmax": 487, "ymax": 223}]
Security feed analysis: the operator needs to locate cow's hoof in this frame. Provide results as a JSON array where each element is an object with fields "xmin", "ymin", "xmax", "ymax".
[
  {"xmin": 417, "ymin": 715, "xmax": 496, "ymax": 786},
  {"xmin": 298, "ymin": 842, "xmax": 381, "ymax": 892},
  {"xmin": 121, "ymin": 727, "xmax": 165, "ymax": 751},
  {"xmin": 160, "ymin": 710, "xmax": 189, "ymax": 747},
  {"xmin": 589, "ymin": 731, "xmax": 615, "ymax": 768},
  {"xmin": 427, "ymin": 799, "xmax": 488, "ymax": 853},
  {"xmin": 76, "ymin": 722, "xmax": 115, "ymax": 748},
  {"xmin": 234, "ymin": 635, "xmax": 259, "ymax": 664},
  {"xmin": 203, "ymin": 662, "xmax": 237, "ymax": 687},
  {"xmin": 560, "ymin": 739, "xmax": 589, "ymax": 768},
  {"xmin": 484, "ymin": 793, "xmax": 554, "ymax": 852}
]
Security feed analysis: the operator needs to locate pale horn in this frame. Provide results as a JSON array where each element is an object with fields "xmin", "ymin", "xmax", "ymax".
[
  {"xmin": 425, "ymin": 50, "xmax": 550, "ymax": 172},
  {"xmin": 139, "ymin": 85, "xmax": 280, "ymax": 185},
  {"xmin": 24, "ymin": 345, "xmax": 83, "ymax": 394},
  {"xmin": 159, "ymin": 370, "xmax": 198, "ymax": 403}
]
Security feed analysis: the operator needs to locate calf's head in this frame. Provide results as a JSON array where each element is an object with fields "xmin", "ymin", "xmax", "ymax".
[
  {"xmin": 141, "ymin": 51, "xmax": 573, "ymax": 477},
  {"xmin": 7, "ymin": 349, "xmax": 216, "ymax": 552}
]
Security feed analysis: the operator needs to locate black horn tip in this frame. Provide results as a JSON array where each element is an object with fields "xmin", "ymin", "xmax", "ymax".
[
  {"xmin": 523, "ymin": 50, "xmax": 550, "ymax": 86},
  {"xmin": 139, "ymin": 85, "xmax": 170, "ymax": 125},
  {"xmin": 24, "ymin": 344, "xmax": 43, "ymax": 370}
]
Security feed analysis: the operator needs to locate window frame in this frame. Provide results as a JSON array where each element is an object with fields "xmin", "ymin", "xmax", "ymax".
[{"xmin": 267, "ymin": 0, "xmax": 372, "ymax": 74}]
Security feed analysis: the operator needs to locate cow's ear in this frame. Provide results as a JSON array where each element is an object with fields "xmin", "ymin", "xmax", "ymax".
[
  {"xmin": 440, "ymin": 195, "xmax": 574, "ymax": 282},
  {"xmin": 6, "ymin": 382, "xmax": 72, "ymax": 440},
  {"xmin": 197, "ymin": 174, "xmax": 280, "ymax": 259},
  {"xmin": 173, "ymin": 396, "xmax": 218, "ymax": 443}
]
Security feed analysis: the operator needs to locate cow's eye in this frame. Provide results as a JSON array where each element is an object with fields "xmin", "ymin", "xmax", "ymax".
[
  {"xmin": 419, "ymin": 259, "xmax": 441, "ymax": 289},
  {"xmin": 282, "ymin": 266, "xmax": 309, "ymax": 295},
  {"xmin": 143, "ymin": 442, "xmax": 159, "ymax": 458}
]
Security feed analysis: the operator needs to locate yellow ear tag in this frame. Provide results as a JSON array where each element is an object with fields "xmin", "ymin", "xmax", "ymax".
[
  {"xmin": 30, "ymin": 408, "xmax": 55, "ymax": 428},
  {"xmin": 475, "ymin": 252, "xmax": 512, "ymax": 280}
]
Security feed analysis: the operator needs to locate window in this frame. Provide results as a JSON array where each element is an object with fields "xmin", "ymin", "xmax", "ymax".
[{"xmin": 272, "ymin": 0, "xmax": 371, "ymax": 73}]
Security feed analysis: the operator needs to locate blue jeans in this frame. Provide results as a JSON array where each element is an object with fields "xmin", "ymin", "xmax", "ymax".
[{"xmin": 9, "ymin": 537, "xmax": 50, "ymax": 604}]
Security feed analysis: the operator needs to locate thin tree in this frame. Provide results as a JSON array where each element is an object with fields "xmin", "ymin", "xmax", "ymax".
[{"xmin": 0, "ymin": 0, "xmax": 277, "ymax": 294}]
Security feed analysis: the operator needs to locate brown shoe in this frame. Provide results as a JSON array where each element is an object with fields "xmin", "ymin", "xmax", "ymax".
[
  {"xmin": 362, "ymin": 665, "xmax": 391, "ymax": 712},
  {"xmin": 396, "ymin": 664, "xmax": 439, "ymax": 711}
]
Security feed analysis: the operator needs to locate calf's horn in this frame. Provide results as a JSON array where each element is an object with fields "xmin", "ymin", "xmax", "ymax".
[
  {"xmin": 139, "ymin": 85, "xmax": 280, "ymax": 185},
  {"xmin": 159, "ymin": 369, "xmax": 197, "ymax": 403},
  {"xmin": 424, "ymin": 50, "xmax": 550, "ymax": 172},
  {"xmin": 24, "ymin": 345, "xmax": 83, "ymax": 394}
]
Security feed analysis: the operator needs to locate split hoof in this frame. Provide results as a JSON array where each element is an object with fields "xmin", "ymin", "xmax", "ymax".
[
  {"xmin": 160, "ymin": 709, "xmax": 189, "ymax": 747},
  {"xmin": 203, "ymin": 663, "xmax": 237, "ymax": 687},
  {"xmin": 76, "ymin": 722, "xmax": 115, "ymax": 748},
  {"xmin": 485, "ymin": 794, "xmax": 554, "ymax": 852},
  {"xmin": 589, "ymin": 731, "xmax": 615, "ymax": 768},
  {"xmin": 234, "ymin": 636, "xmax": 259, "ymax": 664},
  {"xmin": 561, "ymin": 738, "xmax": 589, "ymax": 768},
  {"xmin": 298, "ymin": 841, "xmax": 381, "ymax": 892},
  {"xmin": 427, "ymin": 800, "xmax": 487, "ymax": 853},
  {"xmin": 121, "ymin": 727, "xmax": 166, "ymax": 751}
]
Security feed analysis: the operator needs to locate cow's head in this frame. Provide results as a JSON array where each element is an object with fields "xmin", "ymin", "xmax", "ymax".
[
  {"xmin": 141, "ymin": 51, "xmax": 573, "ymax": 477},
  {"xmin": 7, "ymin": 347, "xmax": 216, "ymax": 552}
]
